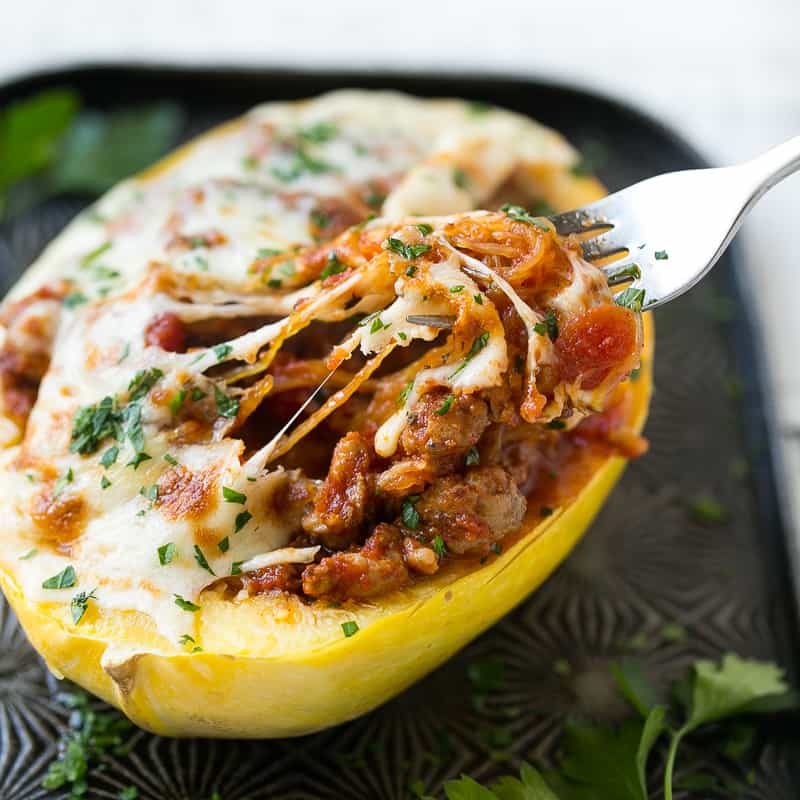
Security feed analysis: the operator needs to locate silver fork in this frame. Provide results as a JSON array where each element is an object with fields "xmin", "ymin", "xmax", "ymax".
[{"xmin": 548, "ymin": 136, "xmax": 800, "ymax": 310}]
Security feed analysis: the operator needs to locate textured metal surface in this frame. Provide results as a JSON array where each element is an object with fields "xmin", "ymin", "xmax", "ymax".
[{"xmin": 0, "ymin": 68, "xmax": 798, "ymax": 799}]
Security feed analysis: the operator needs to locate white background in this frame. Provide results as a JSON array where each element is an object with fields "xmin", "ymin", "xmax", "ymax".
[{"xmin": 2, "ymin": 0, "xmax": 800, "ymax": 539}]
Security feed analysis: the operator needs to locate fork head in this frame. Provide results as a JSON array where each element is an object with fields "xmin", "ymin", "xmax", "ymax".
[{"xmin": 547, "ymin": 163, "xmax": 763, "ymax": 311}]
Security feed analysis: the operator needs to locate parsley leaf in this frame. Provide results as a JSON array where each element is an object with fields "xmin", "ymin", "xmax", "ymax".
[
  {"xmin": 341, "ymin": 621, "xmax": 359, "ymax": 638},
  {"xmin": 321, "ymin": 251, "xmax": 347, "ymax": 280},
  {"xmin": 127, "ymin": 367, "xmax": 163, "ymax": 401},
  {"xmin": 222, "ymin": 486, "xmax": 247, "ymax": 504},
  {"xmin": 213, "ymin": 343, "xmax": 233, "ymax": 361},
  {"xmin": 436, "ymin": 395, "xmax": 455, "ymax": 415},
  {"xmin": 500, "ymin": 203, "xmax": 550, "ymax": 230},
  {"xmin": 234, "ymin": 509, "xmax": 252, "ymax": 533},
  {"xmin": 42, "ymin": 565, "xmax": 77, "ymax": 589},
  {"xmin": 158, "ymin": 542, "xmax": 177, "ymax": 566},
  {"xmin": 385, "ymin": 237, "xmax": 431, "ymax": 260},
  {"xmin": 213, "ymin": 385, "xmax": 239, "ymax": 419},
  {"xmin": 70, "ymin": 589, "xmax": 97, "ymax": 625},
  {"xmin": 533, "ymin": 310, "xmax": 559, "ymax": 341},
  {"xmin": 451, "ymin": 332, "xmax": 490, "ymax": 379},
  {"xmin": 193, "ymin": 544, "xmax": 216, "ymax": 576},
  {"xmin": 174, "ymin": 594, "xmax": 200, "ymax": 612},
  {"xmin": 401, "ymin": 496, "xmax": 421, "ymax": 530},
  {"xmin": 615, "ymin": 287, "xmax": 646, "ymax": 312}
]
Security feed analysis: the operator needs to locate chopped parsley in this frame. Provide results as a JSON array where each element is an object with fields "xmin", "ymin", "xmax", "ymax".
[
  {"xmin": 193, "ymin": 544, "xmax": 215, "ymax": 576},
  {"xmin": 163, "ymin": 453, "xmax": 178, "ymax": 466},
  {"xmin": 80, "ymin": 240, "xmax": 112, "ymax": 267},
  {"xmin": 270, "ymin": 145, "xmax": 337, "ymax": 182},
  {"xmin": 158, "ymin": 542, "xmax": 177, "ymax": 565},
  {"xmin": 231, "ymin": 561, "xmax": 244, "ymax": 576},
  {"xmin": 465, "ymin": 446, "xmax": 480, "ymax": 466},
  {"xmin": 450, "ymin": 332, "xmax": 490, "ymax": 379},
  {"xmin": 405, "ymin": 265, "xmax": 417, "ymax": 277},
  {"xmin": 397, "ymin": 380, "xmax": 414, "ymax": 406},
  {"xmin": 190, "ymin": 387, "xmax": 207, "ymax": 402},
  {"xmin": 341, "ymin": 621, "xmax": 359, "ymax": 638},
  {"xmin": 320, "ymin": 251, "xmax": 348, "ymax": 280},
  {"xmin": 453, "ymin": 167, "xmax": 469, "ymax": 189},
  {"xmin": 435, "ymin": 395, "xmax": 455, "ymax": 416},
  {"xmin": 222, "ymin": 486, "xmax": 247, "ymax": 504},
  {"xmin": 178, "ymin": 633, "xmax": 197, "ymax": 646},
  {"xmin": 19, "ymin": 548, "xmax": 38, "ymax": 560},
  {"xmin": 127, "ymin": 368, "xmax": 164, "ymax": 401},
  {"xmin": 385, "ymin": 237, "xmax": 431, "ymax": 260},
  {"xmin": 689, "ymin": 493, "xmax": 728, "ymax": 525},
  {"xmin": 70, "ymin": 396, "xmax": 121, "ymax": 454},
  {"xmin": 168, "ymin": 389, "xmax": 186, "ymax": 415},
  {"xmin": 370, "ymin": 316, "xmax": 387, "ymax": 334},
  {"xmin": 100, "ymin": 446, "xmax": 119, "ymax": 467},
  {"xmin": 298, "ymin": 121, "xmax": 338, "ymax": 143},
  {"xmin": 267, "ymin": 278, "xmax": 283, "ymax": 289},
  {"xmin": 213, "ymin": 343, "xmax": 233, "ymax": 361},
  {"xmin": 174, "ymin": 594, "xmax": 200, "ymax": 612},
  {"xmin": 70, "ymin": 589, "xmax": 96, "ymax": 625},
  {"xmin": 310, "ymin": 208, "xmax": 331, "ymax": 230},
  {"xmin": 500, "ymin": 203, "xmax": 550, "ymax": 230},
  {"xmin": 415, "ymin": 223, "xmax": 433, "ymax": 235},
  {"xmin": 546, "ymin": 419, "xmax": 567, "ymax": 430},
  {"xmin": 63, "ymin": 291, "xmax": 88, "ymax": 309},
  {"xmin": 100, "ymin": 475, "xmax": 111, "ymax": 489},
  {"xmin": 615, "ymin": 287, "xmax": 646, "ymax": 312},
  {"xmin": 42, "ymin": 565, "xmax": 77, "ymax": 590},
  {"xmin": 53, "ymin": 466, "xmax": 74, "ymax": 497},
  {"xmin": 213, "ymin": 385, "xmax": 240, "ymax": 419},
  {"xmin": 474, "ymin": 293, "xmax": 483, "ymax": 305},
  {"xmin": 139, "ymin": 484, "xmax": 158, "ymax": 504},
  {"xmin": 533, "ymin": 309, "xmax": 559, "ymax": 341},
  {"xmin": 401, "ymin": 496, "xmax": 421, "ymax": 530},
  {"xmin": 127, "ymin": 451, "xmax": 151, "ymax": 470},
  {"xmin": 217, "ymin": 537, "xmax": 230, "ymax": 553},
  {"xmin": 257, "ymin": 247, "xmax": 283, "ymax": 259},
  {"xmin": 490, "ymin": 542, "xmax": 503, "ymax": 555},
  {"xmin": 234, "ymin": 509, "xmax": 252, "ymax": 533},
  {"xmin": 655, "ymin": 249, "xmax": 669, "ymax": 260},
  {"xmin": 449, "ymin": 285, "xmax": 464, "ymax": 293},
  {"xmin": 540, "ymin": 506, "xmax": 554, "ymax": 517},
  {"xmin": 397, "ymin": 331, "xmax": 408, "ymax": 341},
  {"xmin": 432, "ymin": 535, "xmax": 447, "ymax": 557}
]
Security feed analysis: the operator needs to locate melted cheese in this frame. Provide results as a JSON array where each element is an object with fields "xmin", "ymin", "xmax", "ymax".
[{"xmin": 0, "ymin": 90, "xmax": 585, "ymax": 649}]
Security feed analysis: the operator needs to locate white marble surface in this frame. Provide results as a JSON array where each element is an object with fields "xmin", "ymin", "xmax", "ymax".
[{"xmin": 2, "ymin": 0, "xmax": 800, "ymax": 537}]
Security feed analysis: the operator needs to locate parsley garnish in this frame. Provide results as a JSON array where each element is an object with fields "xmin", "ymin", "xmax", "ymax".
[
  {"xmin": 689, "ymin": 493, "xmax": 728, "ymax": 525},
  {"xmin": 213, "ymin": 343, "xmax": 233, "ymax": 361},
  {"xmin": 405, "ymin": 265, "xmax": 417, "ymax": 277},
  {"xmin": 234, "ymin": 509, "xmax": 252, "ymax": 532},
  {"xmin": 450, "ymin": 332, "xmax": 490, "ymax": 379},
  {"xmin": 500, "ymin": 203, "xmax": 550, "ymax": 230},
  {"xmin": 222, "ymin": 486, "xmax": 247, "ymax": 504},
  {"xmin": 385, "ymin": 237, "xmax": 432, "ymax": 260},
  {"xmin": 217, "ymin": 537, "xmax": 230, "ymax": 553},
  {"xmin": 168, "ymin": 389, "xmax": 186, "ymax": 415},
  {"xmin": 127, "ymin": 451, "xmax": 151, "ymax": 469},
  {"xmin": 540, "ymin": 506, "xmax": 554, "ymax": 517},
  {"xmin": 435, "ymin": 395, "xmax": 455, "ymax": 415},
  {"xmin": 193, "ymin": 544, "xmax": 215, "ymax": 576},
  {"xmin": 533, "ymin": 309, "xmax": 559, "ymax": 341},
  {"xmin": 546, "ymin": 419, "xmax": 566, "ymax": 430},
  {"xmin": 370, "ymin": 316, "xmax": 387, "ymax": 334},
  {"xmin": 397, "ymin": 380, "xmax": 414, "ymax": 406},
  {"xmin": 401, "ymin": 496, "xmax": 421, "ymax": 530},
  {"xmin": 298, "ymin": 121, "xmax": 338, "ymax": 143},
  {"xmin": 267, "ymin": 278, "xmax": 283, "ymax": 289},
  {"xmin": 310, "ymin": 208, "xmax": 330, "ymax": 229},
  {"xmin": 158, "ymin": 542, "xmax": 177, "ymax": 565},
  {"xmin": 63, "ymin": 291, "xmax": 88, "ymax": 309},
  {"xmin": 19, "ymin": 548, "xmax": 38, "ymax": 560},
  {"xmin": 164, "ymin": 453, "xmax": 178, "ymax": 466},
  {"xmin": 42, "ymin": 565, "xmax": 77, "ymax": 589},
  {"xmin": 616, "ymin": 287, "xmax": 646, "ymax": 312},
  {"xmin": 449, "ymin": 285, "xmax": 464, "ymax": 293},
  {"xmin": 231, "ymin": 561, "xmax": 244, "ymax": 576},
  {"xmin": 397, "ymin": 331, "xmax": 408, "ymax": 341},
  {"xmin": 100, "ymin": 475, "xmax": 111, "ymax": 489},
  {"xmin": 80, "ymin": 240, "xmax": 112, "ymax": 267},
  {"xmin": 53, "ymin": 466, "xmax": 74, "ymax": 497},
  {"xmin": 453, "ymin": 167, "xmax": 469, "ymax": 189},
  {"xmin": 127, "ymin": 367, "xmax": 163, "ymax": 401},
  {"xmin": 655, "ymin": 249, "xmax": 669, "ymax": 260},
  {"xmin": 70, "ymin": 589, "xmax": 96, "ymax": 625},
  {"xmin": 321, "ymin": 251, "xmax": 348, "ymax": 279},
  {"xmin": 190, "ymin": 387, "xmax": 207, "ymax": 402},
  {"xmin": 341, "ymin": 621, "xmax": 359, "ymax": 638},
  {"xmin": 70, "ymin": 396, "xmax": 120, "ymax": 454},
  {"xmin": 465, "ymin": 446, "xmax": 480, "ymax": 466},
  {"xmin": 213, "ymin": 385, "xmax": 239, "ymax": 419},
  {"xmin": 415, "ymin": 223, "xmax": 433, "ymax": 235},
  {"xmin": 174, "ymin": 594, "xmax": 200, "ymax": 612},
  {"xmin": 474, "ymin": 293, "xmax": 483, "ymax": 305},
  {"xmin": 432, "ymin": 535, "xmax": 447, "ymax": 557}
]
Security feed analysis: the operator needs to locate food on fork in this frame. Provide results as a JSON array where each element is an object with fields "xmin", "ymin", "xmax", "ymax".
[{"xmin": 0, "ymin": 90, "xmax": 652, "ymax": 737}]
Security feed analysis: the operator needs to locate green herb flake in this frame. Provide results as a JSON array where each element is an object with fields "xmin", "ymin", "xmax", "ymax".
[
  {"xmin": 231, "ymin": 561, "xmax": 244, "ymax": 576},
  {"xmin": 158, "ymin": 542, "xmax": 177, "ymax": 566},
  {"xmin": 474, "ymin": 293, "xmax": 483, "ymax": 305},
  {"xmin": 168, "ymin": 389, "xmax": 186, "ymax": 416},
  {"xmin": 223, "ymin": 486, "xmax": 247, "ymax": 504},
  {"xmin": 540, "ymin": 506, "xmax": 554, "ymax": 517},
  {"xmin": 689, "ymin": 493, "xmax": 728, "ymax": 525},
  {"xmin": 127, "ymin": 367, "xmax": 164, "ymax": 401},
  {"xmin": 533, "ymin": 309, "xmax": 559, "ymax": 341},
  {"xmin": 213, "ymin": 343, "xmax": 233, "ymax": 361},
  {"xmin": 320, "ymin": 251, "xmax": 348, "ymax": 280},
  {"xmin": 405, "ymin": 265, "xmax": 417, "ymax": 278},
  {"xmin": 385, "ymin": 237, "xmax": 431, "ymax": 261},
  {"xmin": 192, "ymin": 544, "xmax": 215, "ymax": 576},
  {"xmin": 450, "ymin": 332, "xmax": 490, "ymax": 379},
  {"xmin": 163, "ymin": 453, "xmax": 178, "ymax": 466},
  {"xmin": 217, "ymin": 536, "xmax": 230, "ymax": 554},
  {"xmin": 53, "ymin": 466, "xmax": 74, "ymax": 497},
  {"xmin": 19, "ymin": 548, "xmax": 38, "ymax": 560},
  {"xmin": 397, "ymin": 380, "xmax": 414, "ymax": 407},
  {"xmin": 42, "ymin": 565, "xmax": 77, "ymax": 590},
  {"xmin": 341, "ymin": 620, "xmax": 359, "ymax": 638},
  {"xmin": 174, "ymin": 594, "xmax": 200, "ymax": 612},
  {"xmin": 465, "ymin": 446, "xmax": 480, "ymax": 466},
  {"xmin": 100, "ymin": 445, "xmax": 119, "ymax": 470},
  {"xmin": 100, "ymin": 475, "xmax": 112, "ymax": 489},
  {"xmin": 449, "ymin": 285, "xmax": 464, "ymax": 294},
  {"xmin": 80, "ymin": 241, "xmax": 112, "ymax": 268},
  {"xmin": 655, "ymin": 249, "xmax": 669, "ymax": 260},
  {"xmin": 615, "ymin": 287, "xmax": 646, "ymax": 312},
  {"xmin": 401, "ymin": 496, "xmax": 421, "ymax": 530},
  {"xmin": 234, "ymin": 509, "xmax": 253, "ymax": 533},
  {"xmin": 415, "ymin": 223, "xmax": 433, "ymax": 235},
  {"xmin": 127, "ymin": 451, "xmax": 151, "ymax": 470},
  {"xmin": 213, "ymin": 385, "xmax": 240, "ymax": 419},
  {"xmin": 546, "ymin": 419, "xmax": 566, "ymax": 430},
  {"xmin": 267, "ymin": 278, "xmax": 283, "ymax": 289},
  {"xmin": 432, "ymin": 535, "xmax": 447, "ymax": 557},
  {"xmin": 453, "ymin": 167, "xmax": 469, "ymax": 189},
  {"xmin": 70, "ymin": 589, "xmax": 96, "ymax": 625},
  {"xmin": 500, "ymin": 203, "xmax": 550, "ymax": 230},
  {"xmin": 370, "ymin": 316, "xmax": 386, "ymax": 334},
  {"xmin": 435, "ymin": 395, "xmax": 455, "ymax": 416},
  {"xmin": 190, "ymin": 387, "xmax": 207, "ymax": 402},
  {"xmin": 63, "ymin": 291, "xmax": 89, "ymax": 309}
]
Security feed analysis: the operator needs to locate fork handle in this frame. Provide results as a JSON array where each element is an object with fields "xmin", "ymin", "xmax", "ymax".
[{"xmin": 743, "ymin": 135, "xmax": 800, "ymax": 200}]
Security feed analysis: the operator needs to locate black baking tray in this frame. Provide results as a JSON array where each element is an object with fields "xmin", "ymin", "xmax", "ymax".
[{"xmin": 0, "ymin": 66, "xmax": 798, "ymax": 800}]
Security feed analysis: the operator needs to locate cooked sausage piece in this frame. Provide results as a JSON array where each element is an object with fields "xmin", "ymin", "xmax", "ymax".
[
  {"xmin": 243, "ymin": 564, "xmax": 302, "ymax": 595},
  {"xmin": 301, "ymin": 431, "xmax": 376, "ymax": 548},
  {"xmin": 415, "ymin": 466, "xmax": 526, "ymax": 555},
  {"xmin": 302, "ymin": 523, "xmax": 409, "ymax": 600}
]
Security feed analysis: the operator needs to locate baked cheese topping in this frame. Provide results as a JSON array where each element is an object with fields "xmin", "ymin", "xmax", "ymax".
[{"xmin": 0, "ymin": 90, "xmax": 640, "ymax": 650}]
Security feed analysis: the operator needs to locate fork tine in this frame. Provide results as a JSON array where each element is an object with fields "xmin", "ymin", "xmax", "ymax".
[
  {"xmin": 548, "ymin": 208, "xmax": 611, "ymax": 236},
  {"xmin": 603, "ymin": 261, "xmax": 642, "ymax": 287}
]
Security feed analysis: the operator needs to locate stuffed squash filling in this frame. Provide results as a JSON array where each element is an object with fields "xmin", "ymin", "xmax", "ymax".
[{"xmin": 0, "ymin": 91, "xmax": 647, "ymax": 646}]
